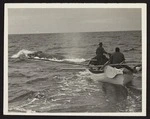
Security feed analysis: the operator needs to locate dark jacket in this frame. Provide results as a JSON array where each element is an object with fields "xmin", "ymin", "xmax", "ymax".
[
  {"xmin": 110, "ymin": 52, "xmax": 125, "ymax": 64},
  {"xmin": 96, "ymin": 47, "xmax": 107, "ymax": 57}
]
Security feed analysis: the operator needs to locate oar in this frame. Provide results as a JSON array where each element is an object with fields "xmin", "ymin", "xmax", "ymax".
[
  {"xmin": 99, "ymin": 60, "xmax": 110, "ymax": 71},
  {"xmin": 120, "ymin": 60, "xmax": 125, "ymax": 64},
  {"xmin": 93, "ymin": 62, "xmax": 141, "ymax": 68},
  {"xmin": 30, "ymin": 56, "xmax": 141, "ymax": 72},
  {"xmin": 60, "ymin": 62, "xmax": 141, "ymax": 71},
  {"xmin": 60, "ymin": 67, "xmax": 87, "ymax": 70},
  {"xmin": 28, "ymin": 56, "xmax": 141, "ymax": 67}
]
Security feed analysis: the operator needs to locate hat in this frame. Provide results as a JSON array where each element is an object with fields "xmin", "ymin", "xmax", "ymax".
[{"xmin": 99, "ymin": 42, "xmax": 103, "ymax": 45}]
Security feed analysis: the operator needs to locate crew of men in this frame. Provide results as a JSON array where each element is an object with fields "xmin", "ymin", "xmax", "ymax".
[{"xmin": 96, "ymin": 42, "xmax": 125, "ymax": 65}]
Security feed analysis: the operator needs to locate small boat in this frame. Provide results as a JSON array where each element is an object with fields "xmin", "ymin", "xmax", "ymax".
[
  {"xmin": 88, "ymin": 57, "xmax": 133, "ymax": 85},
  {"xmin": 87, "ymin": 65, "xmax": 133, "ymax": 85}
]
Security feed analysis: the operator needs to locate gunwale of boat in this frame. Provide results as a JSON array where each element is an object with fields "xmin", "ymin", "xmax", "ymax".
[{"xmin": 88, "ymin": 66, "xmax": 133, "ymax": 85}]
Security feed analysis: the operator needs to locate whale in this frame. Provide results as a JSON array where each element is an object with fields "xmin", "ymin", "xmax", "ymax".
[{"xmin": 11, "ymin": 49, "xmax": 65, "ymax": 60}]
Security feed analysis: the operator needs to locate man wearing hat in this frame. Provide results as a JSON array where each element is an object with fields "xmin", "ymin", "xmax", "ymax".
[{"xmin": 96, "ymin": 42, "xmax": 109, "ymax": 65}]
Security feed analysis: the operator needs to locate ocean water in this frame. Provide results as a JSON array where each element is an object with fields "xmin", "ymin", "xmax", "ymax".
[{"xmin": 8, "ymin": 31, "xmax": 142, "ymax": 113}]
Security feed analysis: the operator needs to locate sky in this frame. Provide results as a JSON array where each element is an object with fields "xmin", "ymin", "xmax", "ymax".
[{"xmin": 8, "ymin": 8, "xmax": 141, "ymax": 34}]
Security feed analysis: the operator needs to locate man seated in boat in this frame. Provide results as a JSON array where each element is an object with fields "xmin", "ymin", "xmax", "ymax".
[
  {"xmin": 110, "ymin": 47, "xmax": 125, "ymax": 65},
  {"xmin": 109, "ymin": 47, "xmax": 130, "ymax": 70},
  {"xmin": 110, "ymin": 47, "xmax": 142, "ymax": 73},
  {"xmin": 88, "ymin": 42, "xmax": 110, "ymax": 73},
  {"xmin": 96, "ymin": 42, "xmax": 109, "ymax": 65},
  {"xmin": 110, "ymin": 47, "xmax": 136, "ymax": 73}
]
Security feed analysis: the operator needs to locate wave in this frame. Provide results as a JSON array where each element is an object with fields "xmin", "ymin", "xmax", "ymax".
[
  {"xmin": 26, "ymin": 77, "xmax": 49, "ymax": 84},
  {"xmin": 9, "ymin": 91, "xmax": 36, "ymax": 103},
  {"xmin": 11, "ymin": 49, "xmax": 86, "ymax": 63},
  {"xmin": 9, "ymin": 89, "xmax": 47, "ymax": 104},
  {"xmin": 124, "ymin": 47, "xmax": 136, "ymax": 52},
  {"xmin": 9, "ymin": 72, "xmax": 30, "ymax": 78}
]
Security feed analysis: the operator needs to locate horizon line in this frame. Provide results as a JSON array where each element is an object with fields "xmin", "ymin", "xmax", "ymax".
[{"xmin": 8, "ymin": 30, "xmax": 141, "ymax": 35}]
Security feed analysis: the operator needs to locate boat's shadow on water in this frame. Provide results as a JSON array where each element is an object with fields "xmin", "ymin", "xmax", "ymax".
[
  {"xmin": 102, "ymin": 83, "xmax": 128, "ymax": 104},
  {"xmin": 100, "ymin": 82, "xmax": 142, "ymax": 112}
]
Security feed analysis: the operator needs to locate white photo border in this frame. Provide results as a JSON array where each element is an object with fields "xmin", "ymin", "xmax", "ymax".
[{"xmin": 4, "ymin": 3, "xmax": 147, "ymax": 116}]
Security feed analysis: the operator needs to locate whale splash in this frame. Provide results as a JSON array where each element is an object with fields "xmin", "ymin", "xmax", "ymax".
[
  {"xmin": 11, "ymin": 49, "xmax": 35, "ymax": 58},
  {"xmin": 11, "ymin": 49, "xmax": 86, "ymax": 63}
]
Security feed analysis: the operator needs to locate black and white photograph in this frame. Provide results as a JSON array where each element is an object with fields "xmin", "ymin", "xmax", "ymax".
[{"xmin": 4, "ymin": 3, "xmax": 147, "ymax": 116}]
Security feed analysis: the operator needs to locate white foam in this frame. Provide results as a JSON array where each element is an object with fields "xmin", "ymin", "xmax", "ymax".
[
  {"xmin": 48, "ymin": 58, "xmax": 63, "ymax": 62},
  {"xmin": 34, "ymin": 57, "xmax": 40, "ymax": 59},
  {"xmin": 78, "ymin": 69, "xmax": 92, "ymax": 76},
  {"xmin": 48, "ymin": 58, "xmax": 86, "ymax": 63},
  {"xmin": 11, "ymin": 50, "xmax": 86, "ymax": 63},
  {"xmin": 11, "ymin": 49, "xmax": 34, "ymax": 58},
  {"xmin": 64, "ymin": 58, "xmax": 86, "ymax": 63}
]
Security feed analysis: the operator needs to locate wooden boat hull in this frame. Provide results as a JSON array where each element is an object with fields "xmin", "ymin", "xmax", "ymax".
[
  {"xmin": 88, "ymin": 72, "xmax": 133, "ymax": 85},
  {"xmin": 90, "ymin": 73, "xmax": 133, "ymax": 85},
  {"xmin": 86, "ymin": 65, "xmax": 133, "ymax": 85}
]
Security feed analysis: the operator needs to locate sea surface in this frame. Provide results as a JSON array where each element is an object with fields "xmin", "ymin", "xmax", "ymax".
[{"xmin": 8, "ymin": 31, "xmax": 142, "ymax": 113}]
